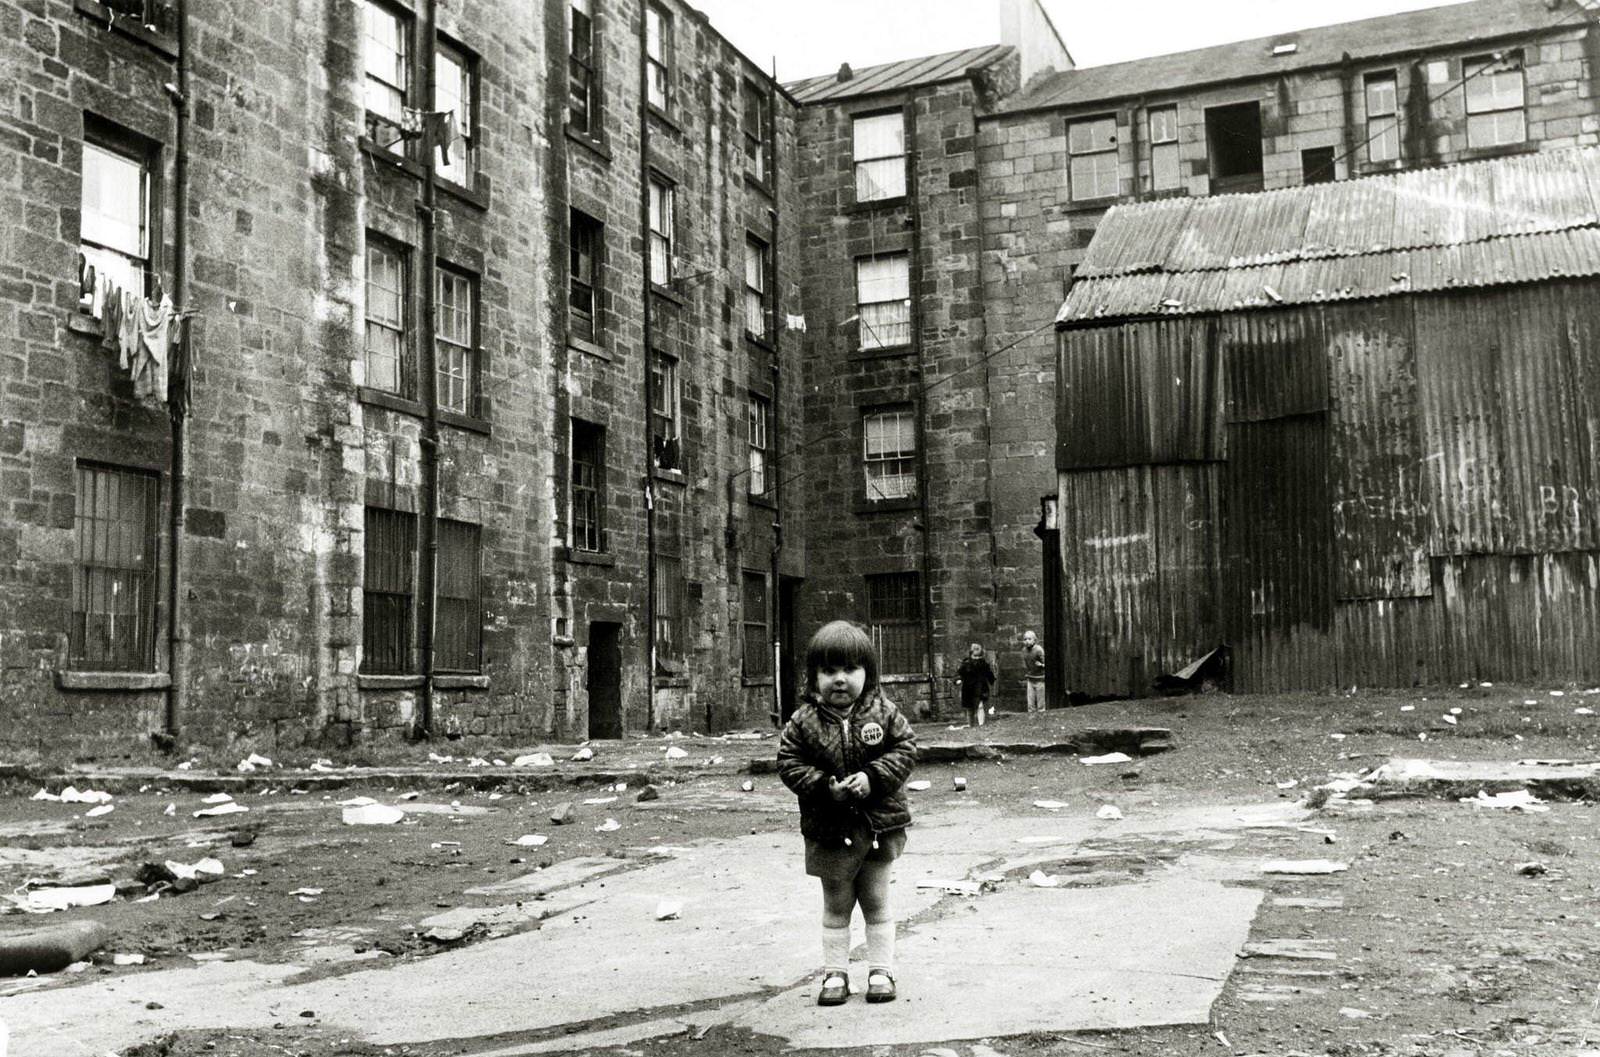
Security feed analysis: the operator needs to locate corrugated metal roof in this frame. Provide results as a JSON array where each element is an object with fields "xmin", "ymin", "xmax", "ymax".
[
  {"xmin": 1060, "ymin": 147, "xmax": 1600, "ymax": 322},
  {"xmin": 999, "ymin": 0, "xmax": 1577, "ymax": 114},
  {"xmin": 785, "ymin": 44, "xmax": 1013, "ymax": 105}
]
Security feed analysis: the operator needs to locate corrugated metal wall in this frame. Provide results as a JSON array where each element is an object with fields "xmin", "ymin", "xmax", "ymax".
[{"xmin": 1057, "ymin": 279, "xmax": 1600, "ymax": 696}]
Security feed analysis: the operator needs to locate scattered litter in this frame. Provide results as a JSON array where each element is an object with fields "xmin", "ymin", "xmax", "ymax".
[
  {"xmin": 655, "ymin": 899, "xmax": 682, "ymax": 920},
  {"xmin": 422, "ymin": 926, "xmax": 465, "ymax": 943},
  {"xmin": 1329, "ymin": 733, "xmax": 1347, "ymax": 741},
  {"xmin": 1550, "ymin": 690, "xmax": 1566, "ymax": 697},
  {"xmin": 33, "ymin": 786, "xmax": 115, "ymax": 804},
  {"xmin": 1032, "ymin": 800, "xmax": 1069, "ymax": 810},
  {"xmin": 20, "ymin": 883, "xmax": 118, "ymax": 913},
  {"xmin": 1096, "ymin": 804, "xmax": 1123, "ymax": 820},
  {"xmin": 194, "ymin": 803, "xmax": 249, "ymax": 818},
  {"xmin": 1026, "ymin": 870, "xmax": 1060, "ymax": 888},
  {"xmin": 581, "ymin": 796, "xmax": 618, "ymax": 805},
  {"xmin": 1399, "ymin": 705, "xmax": 1415, "ymax": 712},
  {"xmin": 399, "ymin": 791, "xmax": 420, "ymax": 800},
  {"xmin": 1524, "ymin": 699, "xmax": 1538, "ymax": 706},
  {"xmin": 613, "ymin": 782, "xmax": 628, "ymax": 792},
  {"xmin": 513, "ymin": 753, "xmax": 555, "ymax": 767},
  {"xmin": 1079, "ymin": 752, "xmax": 1133, "ymax": 765},
  {"xmin": 572, "ymin": 747, "xmax": 594, "ymax": 761},
  {"xmin": 1449, "ymin": 707, "xmax": 1463, "ymax": 715},
  {"xmin": 740, "ymin": 780, "xmax": 754, "ymax": 792},
  {"xmin": 905, "ymin": 780, "xmax": 931, "ymax": 792},
  {"xmin": 1442, "ymin": 715, "xmax": 1458, "ymax": 726},
  {"xmin": 166, "ymin": 858, "xmax": 225, "ymax": 881},
  {"xmin": 1577, "ymin": 707, "xmax": 1596, "ymax": 716},
  {"xmin": 1318, "ymin": 776, "xmax": 1371, "ymax": 794},
  {"xmin": 163, "ymin": 803, "xmax": 176, "ymax": 817},
  {"xmin": 1275, "ymin": 779, "xmax": 1299, "ymax": 789},
  {"xmin": 428, "ymin": 753, "xmax": 456, "ymax": 764},
  {"xmin": 665, "ymin": 747, "xmax": 689, "ymax": 760},
  {"xmin": 507, "ymin": 834, "xmax": 548, "ymax": 847},
  {"xmin": 113, "ymin": 953, "xmax": 146, "ymax": 966},
  {"xmin": 1516, "ymin": 861, "xmax": 1548, "ymax": 876},
  {"xmin": 466, "ymin": 757, "xmax": 491, "ymax": 768},
  {"xmin": 201, "ymin": 793, "xmax": 234, "ymax": 804},
  {"xmin": 236, "ymin": 753, "xmax": 274, "ymax": 773},
  {"xmin": 289, "ymin": 887, "xmax": 323, "ymax": 901},
  {"xmin": 915, "ymin": 879, "xmax": 982, "ymax": 896},
  {"xmin": 952, "ymin": 777, "xmax": 967, "ymax": 791},
  {"xmin": 342, "ymin": 803, "xmax": 404, "ymax": 826},
  {"xmin": 85, "ymin": 804, "xmax": 114, "ymax": 818},
  {"xmin": 1463, "ymin": 789, "xmax": 1549, "ymax": 812},
  {"xmin": 309, "ymin": 759, "xmax": 336, "ymax": 772},
  {"xmin": 595, "ymin": 818, "xmax": 621, "ymax": 832},
  {"xmin": 177, "ymin": 760, "xmax": 195, "ymax": 770},
  {"xmin": 1339, "ymin": 1007, "xmax": 1374, "ymax": 1019},
  {"xmin": 430, "ymin": 841, "xmax": 462, "ymax": 850},
  {"xmin": 339, "ymin": 796, "xmax": 377, "ymax": 806},
  {"xmin": 1260, "ymin": 860, "xmax": 1349, "ymax": 875}
]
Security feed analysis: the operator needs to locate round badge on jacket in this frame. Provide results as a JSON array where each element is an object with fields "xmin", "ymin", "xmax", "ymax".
[{"xmin": 859, "ymin": 721, "xmax": 885, "ymax": 746}]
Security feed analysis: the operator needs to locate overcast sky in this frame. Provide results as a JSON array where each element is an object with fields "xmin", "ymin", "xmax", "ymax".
[{"xmin": 689, "ymin": 0, "xmax": 1473, "ymax": 81}]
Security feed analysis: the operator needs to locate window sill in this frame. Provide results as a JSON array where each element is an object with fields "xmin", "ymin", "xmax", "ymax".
[
  {"xmin": 652, "ymin": 466, "xmax": 687, "ymax": 486},
  {"xmin": 744, "ymin": 332, "xmax": 776, "ymax": 353},
  {"xmin": 854, "ymin": 497, "xmax": 920, "ymax": 515},
  {"xmin": 848, "ymin": 345, "xmax": 915, "ymax": 363},
  {"xmin": 439, "ymin": 407, "xmax": 491, "ymax": 436},
  {"xmin": 881, "ymin": 674, "xmax": 929, "ymax": 685},
  {"xmin": 647, "ymin": 104, "xmax": 682, "ymax": 135},
  {"xmin": 75, "ymin": 0, "xmax": 179, "ymax": 58},
  {"xmin": 743, "ymin": 171, "xmax": 775, "ymax": 197},
  {"xmin": 565, "ymin": 547, "xmax": 616, "ymax": 567},
  {"xmin": 359, "ymin": 387, "xmax": 425, "ymax": 418},
  {"xmin": 1064, "ymin": 196, "xmax": 1119, "ymax": 214},
  {"xmin": 654, "ymin": 675, "xmax": 690, "ymax": 689},
  {"xmin": 742, "ymin": 677, "xmax": 775, "ymax": 688},
  {"xmin": 358, "ymin": 134, "xmax": 421, "ymax": 177},
  {"xmin": 359, "ymin": 674, "xmax": 424, "ymax": 690},
  {"xmin": 565, "ymin": 125, "xmax": 613, "ymax": 163},
  {"xmin": 568, "ymin": 335, "xmax": 611, "ymax": 361},
  {"xmin": 66, "ymin": 311, "xmax": 102, "ymax": 338},
  {"xmin": 55, "ymin": 670, "xmax": 169, "ymax": 692},
  {"xmin": 846, "ymin": 195, "xmax": 907, "ymax": 215},
  {"xmin": 650, "ymin": 283, "xmax": 685, "ymax": 306},
  {"xmin": 1460, "ymin": 142, "xmax": 1534, "ymax": 163},
  {"xmin": 434, "ymin": 674, "xmax": 489, "ymax": 690},
  {"xmin": 438, "ymin": 171, "xmax": 491, "ymax": 212},
  {"xmin": 747, "ymin": 492, "xmax": 778, "ymax": 510}
]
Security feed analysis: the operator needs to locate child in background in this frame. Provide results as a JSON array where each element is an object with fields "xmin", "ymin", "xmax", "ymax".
[
  {"xmin": 955, "ymin": 642, "xmax": 996, "ymax": 727},
  {"xmin": 777, "ymin": 620, "xmax": 918, "ymax": 1006}
]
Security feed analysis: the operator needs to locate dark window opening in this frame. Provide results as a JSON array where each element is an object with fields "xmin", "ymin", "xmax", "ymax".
[
  {"xmin": 363, "ymin": 507, "xmax": 416, "ymax": 674},
  {"xmin": 436, "ymin": 519, "xmax": 481, "ymax": 672},
  {"xmin": 570, "ymin": 418, "xmax": 605, "ymax": 552},
  {"xmin": 71, "ymin": 463, "xmax": 159, "ymax": 671},
  {"xmin": 569, "ymin": 209, "xmax": 602, "ymax": 342},
  {"xmin": 1301, "ymin": 146, "xmax": 1336, "ymax": 185},
  {"xmin": 1204, "ymin": 101, "xmax": 1263, "ymax": 194},
  {"xmin": 742, "ymin": 571, "xmax": 769, "ymax": 678},
  {"xmin": 866, "ymin": 571, "xmax": 922, "ymax": 675}
]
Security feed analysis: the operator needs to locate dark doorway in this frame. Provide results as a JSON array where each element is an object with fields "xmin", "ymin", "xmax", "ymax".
[
  {"xmin": 1205, "ymin": 101, "xmax": 1263, "ymax": 194},
  {"xmin": 1301, "ymin": 146, "xmax": 1336, "ymax": 185},
  {"xmin": 587, "ymin": 621, "xmax": 623, "ymax": 739},
  {"xmin": 778, "ymin": 577, "xmax": 802, "ymax": 724}
]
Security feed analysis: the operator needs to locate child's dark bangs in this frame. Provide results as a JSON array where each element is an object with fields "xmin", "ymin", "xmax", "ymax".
[{"xmin": 808, "ymin": 623, "xmax": 871, "ymax": 669}]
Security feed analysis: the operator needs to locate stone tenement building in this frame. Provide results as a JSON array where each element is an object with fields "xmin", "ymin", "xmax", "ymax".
[
  {"xmin": 789, "ymin": 0, "xmax": 1598, "ymax": 710},
  {"xmin": 1, "ymin": 0, "xmax": 798, "ymax": 753}
]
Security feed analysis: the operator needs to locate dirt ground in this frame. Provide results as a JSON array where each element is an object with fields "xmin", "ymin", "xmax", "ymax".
[{"xmin": 6, "ymin": 683, "xmax": 1600, "ymax": 1057}]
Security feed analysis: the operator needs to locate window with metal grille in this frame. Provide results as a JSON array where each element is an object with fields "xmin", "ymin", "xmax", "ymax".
[
  {"xmin": 742, "ymin": 571, "xmax": 769, "ymax": 678},
  {"xmin": 654, "ymin": 554, "xmax": 685, "ymax": 663},
  {"xmin": 362, "ymin": 507, "xmax": 415, "ymax": 674},
  {"xmin": 852, "ymin": 111, "xmax": 905, "ymax": 201},
  {"xmin": 365, "ymin": 238, "xmax": 408, "ymax": 396},
  {"xmin": 645, "ymin": 3, "xmax": 670, "ymax": 111},
  {"xmin": 863, "ymin": 407, "xmax": 917, "ymax": 501},
  {"xmin": 648, "ymin": 177, "xmax": 674, "ymax": 284},
  {"xmin": 569, "ymin": 209, "xmax": 602, "ymax": 342},
  {"xmin": 650, "ymin": 351, "xmax": 680, "ymax": 469},
  {"xmin": 436, "ymin": 518, "xmax": 481, "ymax": 672},
  {"xmin": 744, "ymin": 234, "xmax": 770, "ymax": 340},
  {"xmin": 436, "ymin": 266, "xmax": 475, "ymax": 415},
  {"xmin": 71, "ymin": 463, "xmax": 158, "ymax": 671},
  {"xmin": 435, "ymin": 41, "xmax": 475, "ymax": 185},
  {"xmin": 1148, "ymin": 106, "xmax": 1179, "ymax": 191},
  {"xmin": 855, "ymin": 253, "xmax": 909, "ymax": 350},
  {"xmin": 570, "ymin": 418, "xmax": 604, "ymax": 552},
  {"xmin": 1069, "ymin": 115, "xmax": 1118, "ymax": 200},
  {"xmin": 747, "ymin": 394, "xmax": 770, "ymax": 497},
  {"xmin": 1464, "ymin": 52, "xmax": 1524, "ymax": 149},
  {"xmin": 866, "ymin": 572, "xmax": 921, "ymax": 675},
  {"xmin": 79, "ymin": 133, "xmax": 151, "ymax": 317},
  {"xmin": 362, "ymin": 1, "xmax": 408, "ymax": 147},
  {"xmin": 569, "ymin": 0, "xmax": 597, "ymax": 134},
  {"xmin": 1365, "ymin": 71, "xmax": 1399, "ymax": 163},
  {"xmin": 743, "ymin": 80, "xmax": 770, "ymax": 182}
]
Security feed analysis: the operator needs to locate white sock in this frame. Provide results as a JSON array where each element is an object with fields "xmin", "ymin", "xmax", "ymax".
[
  {"xmin": 821, "ymin": 924, "xmax": 851, "ymax": 972},
  {"xmin": 865, "ymin": 920, "xmax": 896, "ymax": 972}
]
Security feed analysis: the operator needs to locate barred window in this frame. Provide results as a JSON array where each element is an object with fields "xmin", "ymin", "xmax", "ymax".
[
  {"xmin": 747, "ymin": 394, "xmax": 770, "ymax": 497},
  {"xmin": 569, "ymin": 210, "xmax": 602, "ymax": 342},
  {"xmin": 866, "ymin": 572, "xmax": 921, "ymax": 675},
  {"xmin": 654, "ymin": 554, "xmax": 685, "ymax": 664},
  {"xmin": 569, "ymin": 0, "xmax": 597, "ymax": 134},
  {"xmin": 363, "ymin": 507, "xmax": 415, "ymax": 674},
  {"xmin": 436, "ymin": 267, "xmax": 475, "ymax": 415},
  {"xmin": 1069, "ymin": 116, "xmax": 1118, "ymax": 201},
  {"xmin": 742, "ymin": 571, "xmax": 769, "ymax": 678},
  {"xmin": 863, "ymin": 407, "xmax": 917, "ymax": 501},
  {"xmin": 1465, "ymin": 52, "xmax": 1524, "ymax": 149},
  {"xmin": 1365, "ymin": 71, "xmax": 1399, "ymax": 163},
  {"xmin": 853, "ymin": 111, "xmax": 905, "ymax": 201},
  {"xmin": 364, "ymin": 238, "xmax": 408, "ymax": 396},
  {"xmin": 570, "ymin": 419, "xmax": 604, "ymax": 552},
  {"xmin": 71, "ymin": 463, "xmax": 158, "ymax": 671},
  {"xmin": 436, "ymin": 519, "xmax": 481, "ymax": 672},
  {"xmin": 1148, "ymin": 106, "xmax": 1179, "ymax": 191},
  {"xmin": 855, "ymin": 253, "xmax": 910, "ymax": 350},
  {"xmin": 744, "ymin": 235, "xmax": 770, "ymax": 340}
]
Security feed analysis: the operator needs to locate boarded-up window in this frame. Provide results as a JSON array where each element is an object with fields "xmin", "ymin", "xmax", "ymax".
[
  {"xmin": 867, "ymin": 572, "xmax": 921, "ymax": 674},
  {"xmin": 436, "ymin": 519, "xmax": 481, "ymax": 672},
  {"xmin": 72, "ymin": 463, "xmax": 158, "ymax": 671},
  {"xmin": 363, "ymin": 507, "xmax": 415, "ymax": 674}
]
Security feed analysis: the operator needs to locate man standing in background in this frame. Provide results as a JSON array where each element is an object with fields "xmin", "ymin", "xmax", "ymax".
[{"xmin": 1021, "ymin": 630, "xmax": 1046, "ymax": 713}]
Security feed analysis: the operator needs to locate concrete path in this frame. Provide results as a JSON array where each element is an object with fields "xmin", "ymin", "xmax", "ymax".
[{"xmin": 0, "ymin": 798, "xmax": 1305, "ymax": 1055}]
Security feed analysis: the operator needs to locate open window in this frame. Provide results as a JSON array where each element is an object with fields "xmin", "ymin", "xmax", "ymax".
[{"xmin": 1204, "ymin": 101, "xmax": 1263, "ymax": 194}]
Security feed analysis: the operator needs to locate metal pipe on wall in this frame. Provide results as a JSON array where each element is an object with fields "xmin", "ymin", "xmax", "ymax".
[
  {"xmin": 164, "ymin": 0, "xmax": 190, "ymax": 745},
  {"xmin": 639, "ymin": 0, "xmax": 658, "ymax": 734},
  {"xmin": 416, "ymin": 0, "xmax": 441, "ymax": 739}
]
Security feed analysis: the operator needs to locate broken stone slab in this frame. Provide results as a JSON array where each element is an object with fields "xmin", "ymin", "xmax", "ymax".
[
  {"xmin": 1240, "ymin": 939, "xmax": 1339, "ymax": 961},
  {"xmin": 1367, "ymin": 757, "xmax": 1600, "ymax": 801},
  {"xmin": 0, "ymin": 920, "xmax": 111, "ymax": 975},
  {"xmin": 464, "ymin": 856, "xmax": 624, "ymax": 898},
  {"xmin": 548, "ymin": 801, "xmax": 574, "ymax": 825}
]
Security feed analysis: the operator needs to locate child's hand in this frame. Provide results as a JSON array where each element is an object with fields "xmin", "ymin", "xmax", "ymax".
[
  {"xmin": 845, "ymin": 772, "xmax": 871, "ymax": 799},
  {"xmin": 828, "ymin": 777, "xmax": 852, "ymax": 802}
]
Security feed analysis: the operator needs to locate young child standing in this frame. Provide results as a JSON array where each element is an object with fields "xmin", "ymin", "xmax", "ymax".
[
  {"xmin": 777, "ymin": 620, "xmax": 917, "ymax": 1006},
  {"xmin": 955, "ymin": 642, "xmax": 996, "ymax": 727}
]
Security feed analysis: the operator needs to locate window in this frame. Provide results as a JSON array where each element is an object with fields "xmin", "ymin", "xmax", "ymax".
[
  {"xmin": 435, "ymin": 41, "xmax": 474, "ymax": 184},
  {"xmin": 863, "ymin": 407, "xmax": 917, "ymax": 501},
  {"xmin": 1204, "ymin": 101, "xmax": 1263, "ymax": 194},
  {"xmin": 650, "ymin": 351, "xmax": 680, "ymax": 469},
  {"xmin": 742, "ymin": 571, "xmax": 769, "ymax": 679},
  {"xmin": 855, "ymin": 253, "xmax": 910, "ymax": 350},
  {"xmin": 71, "ymin": 463, "xmax": 158, "ymax": 671},
  {"xmin": 866, "ymin": 571, "xmax": 921, "ymax": 675},
  {"xmin": 744, "ymin": 235, "xmax": 771, "ymax": 340},
  {"xmin": 1148, "ymin": 106, "xmax": 1179, "ymax": 192},
  {"xmin": 568, "ymin": 0, "xmax": 597, "ymax": 134},
  {"xmin": 1302, "ymin": 146, "xmax": 1336, "ymax": 185},
  {"xmin": 569, "ymin": 210, "xmax": 602, "ymax": 342},
  {"xmin": 1068, "ymin": 116, "xmax": 1119, "ymax": 201},
  {"xmin": 1365, "ymin": 71, "xmax": 1399, "ymax": 164},
  {"xmin": 362, "ymin": 1, "xmax": 408, "ymax": 139},
  {"xmin": 363, "ymin": 507, "xmax": 416, "ymax": 674},
  {"xmin": 1465, "ymin": 52, "xmax": 1525, "ymax": 149},
  {"xmin": 648, "ymin": 177, "xmax": 674, "ymax": 284},
  {"xmin": 79, "ymin": 136, "xmax": 150, "ymax": 315},
  {"xmin": 569, "ymin": 419, "xmax": 605, "ymax": 552},
  {"xmin": 436, "ymin": 267, "xmax": 475, "ymax": 415},
  {"xmin": 436, "ymin": 519, "xmax": 481, "ymax": 672},
  {"xmin": 743, "ymin": 79, "xmax": 771, "ymax": 182},
  {"xmin": 853, "ymin": 111, "xmax": 906, "ymax": 202},
  {"xmin": 645, "ymin": 3, "xmax": 670, "ymax": 112},
  {"xmin": 654, "ymin": 555, "xmax": 684, "ymax": 665},
  {"xmin": 747, "ymin": 394, "xmax": 770, "ymax": 497},
  {"xmin": 364, "ymin": 238, "xmax": 409, "ymax": 396}
]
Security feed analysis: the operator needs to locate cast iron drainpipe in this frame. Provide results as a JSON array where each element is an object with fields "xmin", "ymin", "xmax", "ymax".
[
  {"xmin": 416, "ymin": 0, "xmax": 442, "ymax": 739},
  {"xmin": 164, "ymin": 0, "xmax": 190, "ymax": 745},
  {"xmin": 766, "ymin": 69, "xmax": 783, "ymax": 728},
  {"xmin": 905, "ymin": 89, "xmax": 939, "ymax": 717},
  {"xmin": 639, "ymin": 2, "xmax": 658, "ymax": 734}
]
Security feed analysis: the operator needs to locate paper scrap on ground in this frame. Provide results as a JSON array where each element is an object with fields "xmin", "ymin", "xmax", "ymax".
[
  {"xmin": 596, "ymin": 818, "xmax": 621, "ymax": 832},
  {"xmin": 1260, "ymin": 859, "xmax": 1349, "ymax": 875},
  {"xmin": 655, "ymin": 900, "xmax": 682, "ymax": 920},
  {"xmin": 1079, "ymin": 752, "xmax": 1133, "ymax": 765},
  {"xmin": 1032, "ymin": 800, "xmax": 1069, "ymax": 809},
  {"xmin": 166, "ymin": 858, "xmax": 225, "ymax": 880},
  {"xmin": 342, "ymin": 803, "xmax": 404, "ymax": 825},
  {"xmin": 1096, "ymin": 804, "xmax": 1123, "ymax": 820},
  {"xmin": 1463, "ymin": 789, "xmax": 1549, "ymax": 812},
  {"xmin": 905, "ymin": 780, "xmax": 931, "ymax": 791},
  {"xmin": 85, "ymin": 804, "xmax": 114, "ymax": 817},
  {"xmin": 582, "ymin": 796, "xmax": 618, "ymax": 805},
  {"xmin": 201, "ymin": 793, "xmax": 234, "ymax": 805},
  {"xmin": 664, "ymin": 746, "xmax": 689, "ymax": 760},
  {"xmin": 1027, "ymin": 870, "xmax": 1060, "ymax": 888},
  {"xmin": 572, "ymin": 747, "xmax": 594, "ymax": 761},
  {"xmin": 113, "ymin": 953, "xmax": 146, "ymax": 966},
  {"xmin": 236, "ymin": 752, "xmax": 273, "ymax": 772},
  {"xmin": 915, "ymin": 879, "xmax": 982, "ymax": 896},
  {"xmin": 339, "ymin": 796, "xmax": 377, "ymax": 807},
  {"xmin": 194, "ymin": 803, "xmax": 249, "ymax": 818},
  {"xmin": 23, "ymin": 883, "xmax": 117, "ymax": 913},
  {"xmin": 34, "ymin": 786, "xmax": 114, "ymax": 804},
  {"xmin": 513, "ymin": 753, "xmax": 555, "ymax": 767},
  {"xmin": 507, "ymin": 834, "xmax": 548, "ymax": 847}
]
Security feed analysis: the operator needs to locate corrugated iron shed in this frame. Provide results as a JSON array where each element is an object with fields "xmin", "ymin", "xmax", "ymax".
[
  {"xmin": 1061, "ymin": 147, "xmax": 1600, "ymax": 322},
  {"xmin": 784, "ymin": 44, "xmax": 1013, "ymax": 105},
  {"xmin": 998, "ymin": 0, "xmax": 1577, "ymax": 114}
]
